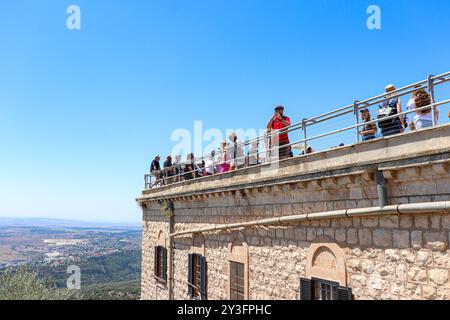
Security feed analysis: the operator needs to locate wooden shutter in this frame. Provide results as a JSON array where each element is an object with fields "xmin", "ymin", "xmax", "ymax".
[
  {"xmin": 300, "ymin": 278, "xmax": 312, "ymax": 300},
  {"xmin": 337, "ymin": 286, "xmax": 353, "ymax": 300},
  {"xmin": 199, "ymin": 255, "xmax": 207, "ymax": 300},
  {"xmin": 153, "ymin": 246, "xmax": 159, "ymax": 277},
  {"xmin": 162, "ymin": 247, "xmax": 168, "ymax": 281},
  {"xmin": 187, "ymin": 254, "xmax": 193, "ymax": 297}
]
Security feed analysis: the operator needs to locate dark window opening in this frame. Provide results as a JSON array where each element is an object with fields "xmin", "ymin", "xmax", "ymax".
[
  {"xmin": 188, "ymin": 253, "xmax": 207, "ymax": 300},
  {"xmin": 154, "ymin": 246, "xmax": 167, "ymax": 283},
  {"xmin": 230, "ymin": 261, "xmax": 245, "ymax": 300},
  {"xmin": 300, "ymin": 277, "xmax": 353, "ymax": 300}
]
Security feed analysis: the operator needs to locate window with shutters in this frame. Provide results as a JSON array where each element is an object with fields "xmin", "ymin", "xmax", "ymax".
[
  {"xmin": 230, "ymin": 261, "xmax": 245, "ymax": 300},
  {"xmin": 188, "ymin": 253, "xmax": 207, "ymax": 300},
  {"xmin": 228, "ymin": 232, "xmax": 249, "ymax": 300},
  {"xmin": 300, "ymin": 277, "xmax": 353, "ymax": 300},
  {"xmin": 154, "ymin": 245, "xmax": 167, "ymax": 283}
]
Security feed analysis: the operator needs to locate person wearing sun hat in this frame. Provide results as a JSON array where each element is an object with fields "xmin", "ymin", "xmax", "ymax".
[{"xmin": 377, "ymin": 84, "xmax": 405, "ymax": 137}]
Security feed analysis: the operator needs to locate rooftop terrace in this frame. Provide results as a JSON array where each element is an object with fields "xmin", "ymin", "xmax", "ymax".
[{"xmin": 141, "ymin": 71, "xmax": 450, "ymax": 199}]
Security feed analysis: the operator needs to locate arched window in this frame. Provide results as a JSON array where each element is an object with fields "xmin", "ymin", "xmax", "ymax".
[
  {"xmin": 154, "ymin": 228, "xmax": 167, "ymax": 283},
  {"xmin": 300, "ymin": 238, "xmax": 352, "ymax": 300}
]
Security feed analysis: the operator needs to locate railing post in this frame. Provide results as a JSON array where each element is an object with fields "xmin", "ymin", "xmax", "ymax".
[
  {"xmin": 256, "ymin": 138, "xmax": 259, "ymax": 165},
  {"xmin": 428, "ymin": 74, "xmax": 437, "ymax": 126},
  {"xmin": 354, "ymin": 100, "xmax": 360, "ymax": 143},
  {"xmin": 302, "ymin": 118, "xmax": 307, "ymax": 152},
  {"xmin": 201, "ymin": 156, "xmax": 204, "ymax": 176}
]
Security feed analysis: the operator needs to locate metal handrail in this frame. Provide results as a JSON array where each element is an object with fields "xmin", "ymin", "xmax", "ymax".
[{"xmin": 144, "ymin": 72, "xmax": 450, "ymax": 189}]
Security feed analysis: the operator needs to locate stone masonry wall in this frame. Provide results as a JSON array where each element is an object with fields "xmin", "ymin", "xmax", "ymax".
[
  {"xmin": 142, "ymin": 211, "xmax": 450, "ymax": 300},
  {"xmin": 141, "ymin": 168, "xmax": 450, "ymax": 300}
]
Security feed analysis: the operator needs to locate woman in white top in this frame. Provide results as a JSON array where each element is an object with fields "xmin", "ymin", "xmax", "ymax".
[
  {"xmin": 228, "ymin": 132, "xmax": 245, "ymax": 170},
  {"xmin": 406, "ymin": 88, "xmax": 438, "ymax": 130},
  {"xmin": 204, "ymin": 151, "xmax": 216, "ymax": 176}
]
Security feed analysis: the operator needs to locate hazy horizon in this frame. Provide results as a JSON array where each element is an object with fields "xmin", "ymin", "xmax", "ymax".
[{"xmin": 0, "ymin": 215, "xmax": 141, "ymax": 226}]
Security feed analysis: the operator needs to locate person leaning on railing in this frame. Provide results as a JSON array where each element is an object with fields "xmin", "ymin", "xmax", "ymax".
[
  {"xmin": 163, "ymin": 155, "xmax": 175, "ymax": 185},
  {"xmin": 204, "ymin": 151, "xmax": 216, "ymax": 176},
  {"xmin": 359, "ymin": 108, "xmax": 377, "ymax": 141},
  {"xmin": 219, "ymin": 141, "xmax": 231, "ymax": 173},
  {"xmin": 228, "ymin": 132, "xmax": 245, "ymax": 171},
  {"xmin": 377, "ymin": 84, "xmax": 406, "ymax": 137},
  {"xmin": 247, "ymin": 141, "xmax": 259, "ymax": 166},
  {"xmin": 184, "ymin": 153, "xmax": 195, "ymax": 180},
  {"xmin": 173, "ymin": 154, "xmax": 184, "ymax": 182},
  {"xmin": 412, "ymin": 89, "xmax": 438, "ymax": 129},
  {"xmin": 150, "ymin": 155, "xmax": 163, "ymax": 186}
]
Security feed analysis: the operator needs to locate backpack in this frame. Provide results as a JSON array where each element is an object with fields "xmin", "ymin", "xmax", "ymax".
[{"xmin": 377, "ymin": 98, "xmax": 398, "ymax": 129}]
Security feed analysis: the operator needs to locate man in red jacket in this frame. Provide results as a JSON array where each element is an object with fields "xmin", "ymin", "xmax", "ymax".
[{"xmin": 266, "ymin": 105, "xmax": 292, "ymax": 160}]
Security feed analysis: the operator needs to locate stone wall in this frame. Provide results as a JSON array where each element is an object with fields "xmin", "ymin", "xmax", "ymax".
[{"xmin": 141, "ymin": 213, "xmax": 450, "ymax": 300}]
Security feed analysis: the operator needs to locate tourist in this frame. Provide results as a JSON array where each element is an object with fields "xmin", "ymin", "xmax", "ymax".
[
  {"xmin": 412, "ymin": 89, "xmax": 438, "ymax": 129},
  {"xmin": 173, "ymin": 154, "xmax": 184, "ymax": 182},
  {"xmin": 228, "ymin": 132, "xmax": 245, "ymax": 170},
  {"xmin": 150, "ymin": 155, "xmax": 163, "ymax": 186},
  {"xmin": 219, "ymin": 141, "xmax": 231, "ymax": 173},
  {"xmin": 184, "ymin": 153, "xmax": 195, "ymax": 180},
  {"xmin": 377, "ymin": 84, "xmax": 406, "ymax": 137},
  {"xmin": 266, "ymin": 105, "xmax": 292, "ymax": 160},
  {"xmin": 204, "ymin": 151, "xmax": 216, "ymax": 176},
  {"xmin": 163, "ymin": 155, "xmax": 174, "ymax": 185},
  {"xmin": 301, "ymin": 146, "xmax": 314, "ymax": 155},
  {"xmin": 195, "ymin": 161, "xmax": 205, "ymax": 178},
  {"xmin": 359, "ymin": 108, "xmax": 377, "ymax": 141},
  {"xmin": 247, "ymin": 141, "xmax": 259, "ymax": 166}
]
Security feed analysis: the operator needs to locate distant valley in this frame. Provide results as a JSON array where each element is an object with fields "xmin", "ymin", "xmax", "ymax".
[{"xmin": 0, "ymin": 217, "xmax": 142, "ymax": 300}]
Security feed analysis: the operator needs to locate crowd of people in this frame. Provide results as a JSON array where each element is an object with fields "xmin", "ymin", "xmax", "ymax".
[{"xmin": 148, "ymin": 83, "xmax": 443, "ymax": 188}]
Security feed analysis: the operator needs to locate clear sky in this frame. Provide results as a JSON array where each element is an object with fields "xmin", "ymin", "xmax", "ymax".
[{"xmin": 0, "ymin": 0, "xmax": 449, "ymax": 223}]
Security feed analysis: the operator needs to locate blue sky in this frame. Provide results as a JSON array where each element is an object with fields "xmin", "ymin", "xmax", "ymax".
[{"xmin": 0, "ymin": 0, "xmax": 449, "ymax": 223}]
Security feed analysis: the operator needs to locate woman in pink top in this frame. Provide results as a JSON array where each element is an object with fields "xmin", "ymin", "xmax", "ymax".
[{"xmin": 220, "ymin": 141, "xmax": 231, "ymax": 173}]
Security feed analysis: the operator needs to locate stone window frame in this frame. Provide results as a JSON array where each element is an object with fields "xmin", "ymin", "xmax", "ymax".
[
  {"xmin": 227, "ymin": 232, "xmax": 249, "ymax": 300},
  {"xmin": 189, "ymin": 233, "xmax": 207, "ymax": 300},
  {"xmin": 157, "ymin": 228, "xmax": 166, "ymax": 247},
  {"xmin": 305, "ymin": 237, "xmax": 347, "ymax": 287},
  {"xmin": 154, "ymin": 228, "xmax": 168, "ymax": 285},
  {"xmin": 192, "ymin": 233, "xmax": 206, "ymax": 256}
]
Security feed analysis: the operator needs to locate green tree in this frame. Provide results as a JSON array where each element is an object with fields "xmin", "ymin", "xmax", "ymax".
[{"xmin": 0, "ymin": 266, "xmax": 77, "ymax": 300}]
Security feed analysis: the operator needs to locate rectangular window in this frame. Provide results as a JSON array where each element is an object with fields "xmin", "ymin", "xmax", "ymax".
[
  {"xmin": 313, "ymin": 278, "xmax": 338, "ymax": 300},
  {"xmin": 188, "ymin": 253, "xmax": 207, "ymax": 300},
  {"xmin": 154, "ymin": 246, "xmax": 167, "ymax": 282},
  {"xmin": 230, "ymin": 261, "xmax": 245, "ymax": 300},
  {"xmin": 300, "ymin": 277, "xmax": 352, "ymax": 300}
]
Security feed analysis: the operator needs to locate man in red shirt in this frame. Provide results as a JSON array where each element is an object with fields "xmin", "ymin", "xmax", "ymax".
[{"xmin": 266, "ymin": 105, "xmax": 292, "ymax": 160}]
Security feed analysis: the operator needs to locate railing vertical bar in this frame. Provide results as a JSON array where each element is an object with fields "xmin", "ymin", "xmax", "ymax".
[
  {"xmin": 302, "ymin": 119, "xmax": 307, "ymax": 152},
  {"xmin": 428, "ymin": 74, "xmax": 437, "ymax": 126},
  {"xmin": 354, "ymin": 100, "xmax": 360, "ymax": 144}
]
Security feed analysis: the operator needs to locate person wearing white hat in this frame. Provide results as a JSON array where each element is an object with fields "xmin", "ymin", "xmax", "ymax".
[{"xmin": 377, "ymin": 84, "xmax": 406, "ymax": 137}]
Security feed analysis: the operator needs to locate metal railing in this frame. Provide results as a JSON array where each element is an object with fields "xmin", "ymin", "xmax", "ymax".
[{"xmin": 144, "ymin": 71, "xmax": 450, "ymax": 190}]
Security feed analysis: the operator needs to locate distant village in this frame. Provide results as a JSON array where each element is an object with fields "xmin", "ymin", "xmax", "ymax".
[{"xmin": 0, "ymin": 223, "xmax": 141, "ymax": 270}]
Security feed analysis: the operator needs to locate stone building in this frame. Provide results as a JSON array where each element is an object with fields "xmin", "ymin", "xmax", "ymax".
[{"xmin": 138, "ymin": 124, "xmax": 450, "ymax": 300}]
